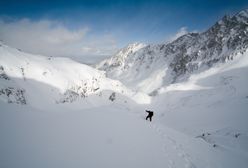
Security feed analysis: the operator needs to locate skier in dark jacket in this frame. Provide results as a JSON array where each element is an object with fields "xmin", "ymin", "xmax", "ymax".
[{"xmin": 145, "ymin": 110, "xmax": 154, "ymax": 122}]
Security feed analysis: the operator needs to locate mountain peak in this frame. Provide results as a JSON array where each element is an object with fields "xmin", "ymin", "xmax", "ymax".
[
  {"xmin": 236, "ymin": 8, "xmax": 248, "ymax": 17},
  {"xmin": 110, "ymin": 42, "xmax": 146, "ymax": 62},
  {"xmin": 234, "ymin": 8, "xmax": 248, "ymax": 23},
  {"xmin": 119, "ymin": 42, "xmax": 146, "ymax": 55}
]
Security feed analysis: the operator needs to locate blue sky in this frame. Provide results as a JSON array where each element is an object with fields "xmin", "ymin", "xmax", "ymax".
[{"xmin": 0, "ymin": 0, "xmax": 247, "ymax": 62}]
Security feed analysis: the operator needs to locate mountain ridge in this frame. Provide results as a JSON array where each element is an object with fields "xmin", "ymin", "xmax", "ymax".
[
  {"xmin": 96, "ymin": 8, "xmax": 248, "ymax": 94},
  {"xmin": 0, "ymin": 42, "xmax": 150, "ymax": 109}
]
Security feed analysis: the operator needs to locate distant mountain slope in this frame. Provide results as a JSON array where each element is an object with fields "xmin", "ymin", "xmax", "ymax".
[
  {"xmin": 96, "ymin": 9, "xmax": 248, "ymax": 94},
  {"xmin": 0, "ymin": 42, "xmax": 150, "ymax": 109}
]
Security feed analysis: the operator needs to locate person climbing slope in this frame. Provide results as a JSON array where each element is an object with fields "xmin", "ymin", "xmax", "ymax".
[{"xmin": 145, "ymin": 110, "xmax": 154, "ymax": 122}]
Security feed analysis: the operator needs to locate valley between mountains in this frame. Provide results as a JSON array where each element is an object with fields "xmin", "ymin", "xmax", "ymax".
[{"xmin": 1, "ymin": 9, "xmax": 248, "ymax": 168}]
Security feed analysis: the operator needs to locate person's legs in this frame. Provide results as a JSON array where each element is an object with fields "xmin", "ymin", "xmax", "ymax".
[{"xmin": 146, "ymin": 116, "xmax": 149, "ymax": 120}]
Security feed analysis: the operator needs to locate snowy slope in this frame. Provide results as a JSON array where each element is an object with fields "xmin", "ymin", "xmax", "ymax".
[
  {"xmin": 0, "ymin": 101, "xmax": 173, "ymax": 168},
  {"xmin": 0, "ymin": 41, "xmax": 150, "ymax": 109},
  {"xmin": 148, "ymin": 49, "xmax": 248, "ymax": 168},
  {"xmin": 97, "ymin": 9, "xmax": 248, "ymax": 94},
  {"xmin": 1, "ymin": 50, "xmax": 247, "ymax": 168},
  {"xmin": 1, "ymin": 9, "xmax": 248, "ymax": 168}
]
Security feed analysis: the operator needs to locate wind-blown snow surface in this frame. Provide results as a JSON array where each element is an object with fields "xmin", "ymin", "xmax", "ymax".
[{"xmin": 0, "ymin": 103, "xmax": 169, "ymax": 168}]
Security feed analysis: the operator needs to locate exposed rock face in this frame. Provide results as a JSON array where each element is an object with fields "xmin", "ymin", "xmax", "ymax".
[
  {"xmin": 0, "ymin": 87, "xmax": 26, "ymax": 104},
  {"xmin": 0, "ymin": 66, "xmax": 26, "ymax": 104}
]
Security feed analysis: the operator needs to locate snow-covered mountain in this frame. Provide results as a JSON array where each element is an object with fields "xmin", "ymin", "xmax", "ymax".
[
  {"xmin": 0, "ymin": 41, "xmax": 150, "ymax": 109},
  {"xmin": 1, "ymin": 9, "xmax": 248, "ymax": 168},
  {"xmin": 97, "ymin": 9, "xmax": 248, "ymax": 94},
  {"xmin": 1, "ymin": 46, "xmax": 248, "ymax": 168}
]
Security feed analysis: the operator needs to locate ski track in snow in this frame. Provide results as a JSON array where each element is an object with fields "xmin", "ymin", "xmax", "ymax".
[
  {"xmin": 131, "ymin": 109, "xmax": 197, "ymax": 168},
  {"xmin": 151, "ymin": 124, "xmax": 197, "ymax": 168}
]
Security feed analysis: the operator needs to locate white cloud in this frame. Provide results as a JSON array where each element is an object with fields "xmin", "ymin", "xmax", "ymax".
[
  {"xmin": 167, "ymin": 27, "xmax": 188, "ymax": 42},
  {"xmin": 0, "ymin": 18, "xmax": 118, "ymax": 63},
  {"xmin": 165, "ymin": 27, "xmax": 199, "ymax": 43}
]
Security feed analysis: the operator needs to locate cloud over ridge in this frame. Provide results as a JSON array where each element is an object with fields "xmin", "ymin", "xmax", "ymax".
[{"xmin": 0, "ymin": 18, "xmax": 117, "ymax": 63}]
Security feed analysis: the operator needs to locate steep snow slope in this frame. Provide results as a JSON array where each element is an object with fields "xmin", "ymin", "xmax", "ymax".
[
  {"xmin": 0, "ymin": 42, "xmax": 150, "ymax": 109},
  {"xmin": 97, "ymin": 9, "xmax": 248, "ymax": 94}
]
